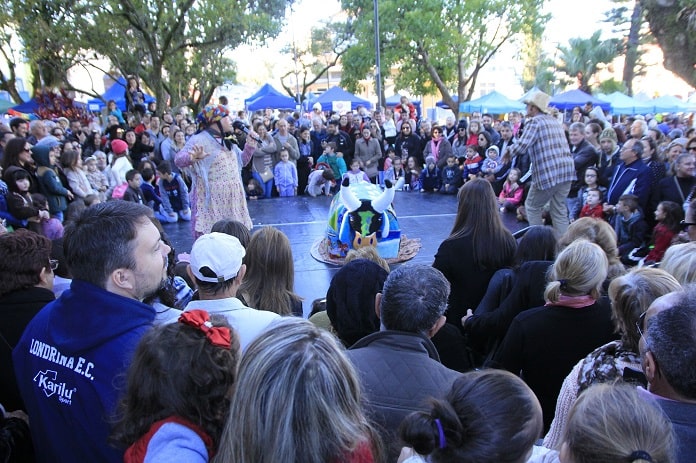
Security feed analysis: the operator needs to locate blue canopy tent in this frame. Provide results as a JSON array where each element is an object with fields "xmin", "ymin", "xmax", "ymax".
[
  {"xmin": 244, "ymin": 84, "xmax": 285, "ymax": 106},
  {"xmin": 597, "ymin": 92, "xmax": 653, "ymax": 115},
  {"xmin": 458, "ymin": 91, "xmax": 525, "ymax": 114},
  {"xmin": 87, "ymin": 77, "xmax": 155, "ymax": 112},
  {"xmin": 548, "ymin": 89, "xmax": 611, "ymax": 112},
  {"xmin": 649, "ymin": 95, "xmax": 696, "ymax": 113},
  {"xmin": 9, "ymin": 98, "xmax": 40, "ymax": 113},
  {"xmin": 312, "ymin": 86, "xmax": 372, "ymax": 112},
  {"xmin": 385, "ymin": 94, "xmax": 421, "ymax": 116},
  {"xmin": 247, "ymin": 93, "xmax": 298, "ymax": 111}
]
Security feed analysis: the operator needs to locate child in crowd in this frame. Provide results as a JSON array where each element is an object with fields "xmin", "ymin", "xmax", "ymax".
[
  {"xmin": 84, "ymin": 155, "xmax": 109, "ymax": 202},
  {"xmin": 498, "ymin": 167, "xmax": 523, "ymax": 212},
  {"xmin": 316, "ymin": 142, "xmax": 347, "ymax": 181},
  {"xmin": 615, "ymin": 194, "xmax": 649, "ymax": 258},
  {"xmin": 273, "ymin": 148, "xmax": 298, "ymax": 197},
  {"xmin": 575, "ymin": 166, "xmax": 606, "ymax": 221},
  {"xmin": 439, "ymin": 155, "xmax": 462, "ymax": 194},
  {"xmin": 384, "ymin": 156, "xmax": 406, "ymax": 190},
  {"xmin": 343, "ymin": 159, "xmax": 370, "ymax": 185},
  {"xmin": 112, "ymin": 310, "xmax": 240, "ymax": 463},
  {"xmin": 31, "ymin": 193, "xmax": 64, "ymax": 239},
  {"xmin": 481, "ymin": 145, "xmax": 503, "ymax": 181},
  {"xmin": 32, "ymin": 145, "xmax": 73, "ymax": 221},
  {"xmin": 644, "ymin": 200, "xmax": 683, "ymax": 264},
  {"xmin": 4, "ymin": 168, "xmax": 50, "ymax": 233},
  {"xmin": 61, "ymin": 150, "xmax": 97, "ymax": 199},
  {"xmin": 398, "ymin": 370, "xmax": 542, "ymax": 463},
  {"xmin": 579, "ymin": 188, "xmax": 604, "ymax": 220},
  {"xmin": 123, "ymin": 169, "xmax": 145, "ymax": 204},
  {"xmin": 461, "ymin": 145, "xmax": 484, "ymax": 182},
  {"xmin": 156, "ymin": 160, "xmax": 191, "ymax": 222},
  {"xmin": 419, "ymin": 156, "xmax": 441, "ymax": 192},
  {"xmin": 306, "ymin": 166, "xmax": 335, "ymax": 197},
  {"xmin": 246, "ymin": 178, "xmax": 264, "ymax": 200},
  {"xmin": 404, "ymin": 156, "xmax": 422, "ymax": 191},
  {"xmin": 140, "ymin": 168, "xmax": 169, "ymax": 223},
  {"xmin": 383, "ymin": 146, "xmax": 396, "ymax": 171}
]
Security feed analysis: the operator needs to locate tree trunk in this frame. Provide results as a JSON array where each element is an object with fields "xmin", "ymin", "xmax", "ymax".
[
  {"xmin": 641, "ymin": 0, "xmax": 696, "ymax": 88},
  {"xmin": 623, "ymin": 0, "xmax": 643, "ymax": 95}
]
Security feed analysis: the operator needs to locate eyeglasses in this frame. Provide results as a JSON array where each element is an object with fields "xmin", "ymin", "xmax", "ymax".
[
  {"xmin": 636, "ymin": 310, "xmax": 647, "ymax": 339},
  {"xmin": 680, "ymin": 220, "xmax": 696, "ymax": 231},
  {"xmin": 49, "ymin": 259, "xmax": 59, "ymax": 271}
]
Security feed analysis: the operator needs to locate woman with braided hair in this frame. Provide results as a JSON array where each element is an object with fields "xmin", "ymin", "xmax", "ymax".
[{"xmin": 176, "ymin": 105, "xmax": 256, "ymax": 237}]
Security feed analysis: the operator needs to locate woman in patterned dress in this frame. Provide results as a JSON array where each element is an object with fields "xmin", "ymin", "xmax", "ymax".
[{"xmin": 175, "ymin": 105, "xmax": 256, "ymax": 238}]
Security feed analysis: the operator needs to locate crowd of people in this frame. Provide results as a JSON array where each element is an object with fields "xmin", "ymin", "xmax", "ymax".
[{"xmin": 0, "ymin": 86, "xmax": 696, "ymax": 463}]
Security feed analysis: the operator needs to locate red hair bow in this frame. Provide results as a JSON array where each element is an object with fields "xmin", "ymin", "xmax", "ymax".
[{"xmin": 178, "ymin": 310, "xmax": 232, "ymax": 349}]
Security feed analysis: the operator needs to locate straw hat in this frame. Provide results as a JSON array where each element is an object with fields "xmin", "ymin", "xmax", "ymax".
[{"xmin": 523, "ymin": 90, "xmax": 551, "ymax": 114}]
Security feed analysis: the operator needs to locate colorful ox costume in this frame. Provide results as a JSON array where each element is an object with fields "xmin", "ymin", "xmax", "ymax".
[{"xmin": 326, "ymin": 178, "xmax": 401, "ymax": 258}]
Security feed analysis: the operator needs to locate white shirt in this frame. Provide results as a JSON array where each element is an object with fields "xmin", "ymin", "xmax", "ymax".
[{"xmin": 183, "ymin": 297, "xmax": 280, "ymax": 351}]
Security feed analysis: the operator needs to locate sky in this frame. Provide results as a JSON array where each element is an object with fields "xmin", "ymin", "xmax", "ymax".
[{"xmin": 234, "ymin": 0, "xmax": 617, "ymax": 86}]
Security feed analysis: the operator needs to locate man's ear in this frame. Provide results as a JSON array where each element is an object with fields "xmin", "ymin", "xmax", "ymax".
[
  {"xmin": 644, "ymin": 351, "xmax": 658, "ymax": 384},
  {"xmin": 38, "ymin": 266, "xmax": 52, "ymax": 286},
  {"xmin": 108, "ymin": 268, "xmax": 135, "ymax": 292},
  {"xmin": 374, "ymin": 293, "xmax": 382, "ymax": 319},
  {"xmin": 235, "ymin": 264, "xmax": 246, "ymax": 285},
  {"xmin": 186, "ymin": 264, "xmax": 197, "ymax": 289},
  {"xmin": 427, "ymin": 315, "xmax": 446, "ymax": 339}
]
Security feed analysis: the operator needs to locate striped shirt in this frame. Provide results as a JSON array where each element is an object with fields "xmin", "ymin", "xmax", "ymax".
[{"xmin": 507, "ymin": 114, "xmax": 575, "ymax": 190}]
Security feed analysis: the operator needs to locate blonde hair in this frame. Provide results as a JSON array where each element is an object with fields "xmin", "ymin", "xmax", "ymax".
[
  {"xmin": 557, "ymin": 217, "xmax": 624, "ymax": 280},
  {"xmin": 608, "ymin": 267, "xmax": 681, "ymax": 352},
  {"xmin": 344, "ymin": 246, "xmax": 390, "ymax": 273},
  {"xmin": 545, "ymin": 239, "xmax": 608, "ymax": 302},
  {"xmin": 562, "ymin": 383, "xmax": 675, "ymax": 463},
  {"xmin": 214, "ymin": 318, "xmax": 380, "ymax": 463},
  {"xmin": 661, "ymin": 242, "xmax": 696, "ymax": 285}
]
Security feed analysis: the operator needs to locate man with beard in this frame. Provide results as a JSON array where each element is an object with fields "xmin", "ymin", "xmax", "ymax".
[{"xmin": 13, "ymin": 202, "xmax": 171, "ymax": 463}]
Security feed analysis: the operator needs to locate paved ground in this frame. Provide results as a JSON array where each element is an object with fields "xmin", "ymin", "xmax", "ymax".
[{"xmin": 163, "ymin": 191, "xmax": 528, "ymax": 315}]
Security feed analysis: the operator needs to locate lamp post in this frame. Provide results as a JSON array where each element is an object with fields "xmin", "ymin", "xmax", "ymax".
[{"xmin": 373, "ymin": 0, "xmax": 382, "ymax": 111}]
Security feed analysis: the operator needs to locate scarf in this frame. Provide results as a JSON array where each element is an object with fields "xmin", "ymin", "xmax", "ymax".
[
  {"xmin": 430, "ymin": 138, "xmax": 442, "ymax": 161},
  {"xmin": 545, "ymin": 294, "xmax": 596, "ymax": 308}
]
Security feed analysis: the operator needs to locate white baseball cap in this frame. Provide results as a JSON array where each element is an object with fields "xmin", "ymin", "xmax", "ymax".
[{"xmin": 189, "ymin": 233, "xmax": 245, "ymax": 283}]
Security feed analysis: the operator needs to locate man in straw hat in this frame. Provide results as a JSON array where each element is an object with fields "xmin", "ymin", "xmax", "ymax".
[{"xmin": 503, "ymin": 90, "xmax": 575, "ymax": 236}]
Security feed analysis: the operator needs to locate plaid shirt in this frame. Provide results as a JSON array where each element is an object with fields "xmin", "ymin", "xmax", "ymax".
[{"xmin": 507, "ymin": 114, "xmax": 575, "ymax": 190}]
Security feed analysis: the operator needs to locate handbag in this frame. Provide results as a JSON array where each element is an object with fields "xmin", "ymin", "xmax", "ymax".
[{"xmin": 259, "ymin": 168, "xmax": 274, "ymax": 183}]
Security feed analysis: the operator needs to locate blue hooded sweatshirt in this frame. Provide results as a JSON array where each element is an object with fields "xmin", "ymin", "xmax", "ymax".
[{"xmin": 13, "ymin": 280, "xmax": 156, "ymax": 463}]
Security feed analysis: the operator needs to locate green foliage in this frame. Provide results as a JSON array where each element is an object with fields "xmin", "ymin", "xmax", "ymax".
[
  {"xmin": 520, "ymin": 33, "xmax": 555, "ymax": 94},
  {"xmin": 0, "ymin": 0, "xmax": 288, "ymax": 110},
  {"xmin": 79, "ymin": 0, "xmax": 288, "ymax": 112},
  {"xmin": 642, "ymin": 0, "xmax": 696, "ymax": 88},
  {"xmin": 598, "ymin": 78, "xmax": 627, "ymax": 94},
  {"xmin": 557, "ymin": 31, "xmax": 621, "ymax": 92},
  {"xmin": 280, "ymin": 21, "xmax": 353, "ymax": 102},
  {"xmin": 341, "ymin": 0, "xmax": 548, "ymax": 111}
]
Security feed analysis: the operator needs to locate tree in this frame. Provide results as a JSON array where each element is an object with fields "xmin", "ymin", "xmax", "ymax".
[
  {"xmin": 604, "ymin": 0, "xmax": 651, "ymax": 95},
  {"xmin": 340, "ymin": 0, "xmax": 548, "ymax": 111},
  {"xmin": 520, "ymin": 32, "xmax": 555, "ymax": 94},
  {"xmin": 78, "ymin": 0, "xmax": 289, "ymax": 112},
  {"xmin": 641, "ymin": 0, "xmax": 696, "ymax": 88},
  {"xmin": 280, "ymin": 22, "xmax": 353, "ymax": 104},
  {"xmin": 557, "ymin": 31, "xmax": 621, "ymax": 93}
]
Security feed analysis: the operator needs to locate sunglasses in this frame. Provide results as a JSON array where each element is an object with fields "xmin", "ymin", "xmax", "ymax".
[
  {"xmin": 680, "ymin": 220, "xmax": 696, "ymax": 231},
  {"xmin": 687, "ymin": 146, "xmax": 696, "ymax": 152},
  {"xmin": 49, "ymin": 259, "xmax": 59, "ymax": 271}
]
